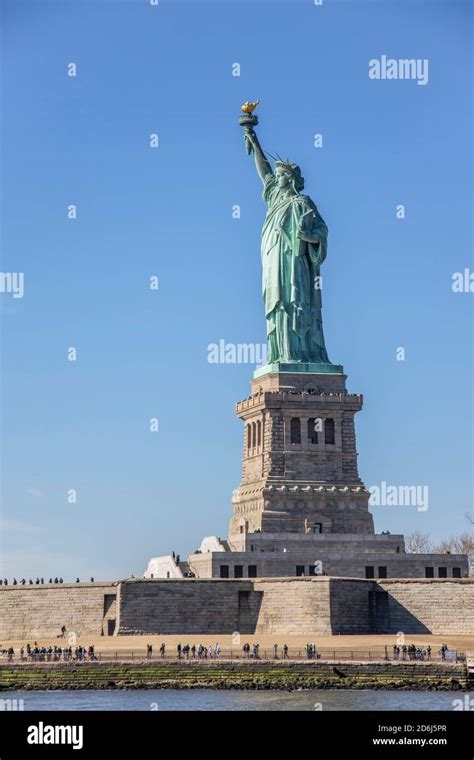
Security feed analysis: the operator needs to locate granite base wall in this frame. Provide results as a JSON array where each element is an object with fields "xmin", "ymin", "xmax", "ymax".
[
  {"xmin": 0, "ymin": 583, "xmax": 118, "ymax": 640},
  {"xmin": 373, "ymin": 579, "xmax": 474, "ymax": 635},
  {"xmin": 0, "ymin": 578, "xmax": 472, "ymax": 639}
]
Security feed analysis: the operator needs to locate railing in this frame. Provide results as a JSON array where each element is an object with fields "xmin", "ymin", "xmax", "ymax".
[
  {"xmin": 237, "ymin": 392, "xmax": 363, "ymax": 411},
  {"xmin": 0, "ymin": 648, "xmax": 463, "ymax": 665}
]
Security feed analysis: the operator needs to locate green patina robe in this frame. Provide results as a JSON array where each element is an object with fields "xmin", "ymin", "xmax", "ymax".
[{"xmin": 261, "ymin": 173, "xmax": 330, "ymax": 364}]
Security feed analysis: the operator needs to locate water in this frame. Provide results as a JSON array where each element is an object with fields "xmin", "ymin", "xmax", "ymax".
[{"xmin": 0, "ymin": 690, "xmax": 463, "ymax": 711}]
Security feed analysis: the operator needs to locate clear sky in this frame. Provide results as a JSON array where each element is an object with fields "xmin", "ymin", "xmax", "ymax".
[{"xmin": 1, "ymin": 0, "xmax": 472, "ymax": 581}]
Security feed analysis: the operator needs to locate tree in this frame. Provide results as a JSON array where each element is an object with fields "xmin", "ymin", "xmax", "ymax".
[
  {"xmin": 432, "ymin": 525, "xmax": 474, "ymax": 576},
  {"xmin": 405, "ymin": 525, "xmax": 473, "ymax": 575},
  {"xmin": 434, "ymin": 533, "xmax": 474, "ymax": 556},
  {"xmin": 405, "ymin": 531, "xmax": 433, "ymax": 554}
]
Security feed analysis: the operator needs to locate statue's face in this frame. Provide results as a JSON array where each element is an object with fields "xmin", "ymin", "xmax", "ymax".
[{"xmin": 276, "ymin": 169, "xmax": 292, "ymax": 188}]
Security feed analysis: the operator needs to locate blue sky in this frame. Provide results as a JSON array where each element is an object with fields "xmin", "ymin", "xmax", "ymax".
[{"xmin": 1, "ymin": 0, "xmax": 472, "ymax": 580}]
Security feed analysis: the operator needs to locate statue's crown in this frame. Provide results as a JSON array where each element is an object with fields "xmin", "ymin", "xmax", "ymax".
[
  {"xmin": 274, "ymin": 159, "xmax": 305, "ymax": 190},
  {"xmin": 274, "ymin": 160, "xmax": 298, "ymax": 171}
]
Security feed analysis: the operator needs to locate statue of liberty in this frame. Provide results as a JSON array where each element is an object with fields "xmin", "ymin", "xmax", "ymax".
[{"xmin": 240, "ymin": 102, "xmax": 334, "ymax": 369}]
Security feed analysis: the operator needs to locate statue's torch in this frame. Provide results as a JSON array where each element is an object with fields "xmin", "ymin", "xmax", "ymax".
[{"xmin": 239, "ymin": 100, "xmax": 260, "ymax": 154}]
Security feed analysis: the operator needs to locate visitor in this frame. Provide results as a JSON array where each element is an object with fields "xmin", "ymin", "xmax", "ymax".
[
  {"xmin": 160, "ymin": 643, "xmax": 165, "ymax": 659},
  {"xmin": 283, "ymin": 644, "xmax": 288, "ymax": 660},
  {"xmin": 177, "ymin": 643, "xmax": 182, "ymax": 660},
  {"xmin": 215, "ymin": 642, "xmax": 220, "ymax": 659},
  {"xmin": 146, "ymin": 644, "xmax": 152, "ymax": 660}
]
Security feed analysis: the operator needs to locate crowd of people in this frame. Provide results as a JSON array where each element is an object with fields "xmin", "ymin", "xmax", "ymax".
[
  {"xmin": 304, "ymin": 643, "xmax": 319, "ymax": 659},
  {"xmin": 176, "ymin": 642, "xmax": 222, "ymax": 659},
  {"xmin": 0, "ymin": 643, "xmax": 97, "ymax": 662},
  {"xmin": 0, "ymin": 638, "xmax": 456, "ymax": 664},
  {"xmin": 162, "ymin": 642, "xmax": 452, "ymax": 662},
  {"xmin": 0, "ymin": 577, "xmax": 95, "ymax": 585},
  {"xmin": 391, "ymin": 643, "xmax": 452, "ymax": 661},
  {"xmin": 144, "ymin": 642, "xmax": 296, "ymax": 660}
]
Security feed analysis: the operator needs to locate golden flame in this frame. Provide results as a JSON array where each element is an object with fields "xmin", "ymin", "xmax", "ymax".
[{"xmin": 241, "ymin": 99, "xmax": 260, "ymax": 114}]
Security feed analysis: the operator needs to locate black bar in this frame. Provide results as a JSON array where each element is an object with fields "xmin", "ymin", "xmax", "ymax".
[{"xmin": 0, "ymin": 711, "xmax": 472, "ymax": 757}]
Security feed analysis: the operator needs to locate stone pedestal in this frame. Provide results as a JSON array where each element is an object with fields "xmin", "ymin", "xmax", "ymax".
[{"xmin": 229, "ymin": 369, "xmax": 374, "ymax": 539}]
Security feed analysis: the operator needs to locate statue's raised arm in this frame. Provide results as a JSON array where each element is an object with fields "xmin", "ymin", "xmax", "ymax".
[
  {"xmin": 239, "ymin": 100, "xmax": 273, "ymax": 185},
  {"xmin": 245, "ymin": 129, "xmax": 273, "ymax": 184}
]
